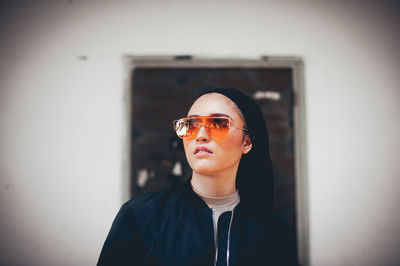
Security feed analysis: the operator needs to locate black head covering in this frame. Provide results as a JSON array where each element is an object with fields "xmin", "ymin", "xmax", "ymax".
[{"xmin": 196, "ymin": 87, "xmax": 274, "ymax": 213}]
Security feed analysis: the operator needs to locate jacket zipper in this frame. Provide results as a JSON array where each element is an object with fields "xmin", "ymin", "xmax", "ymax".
[
  {"xmin": 226, "ymin": 209, "xmax": 234, "ymax": 266},
  {"xmin": 213, "ymin": 209, "xmax": 235, "ymax": 266},
  {"xmin": 212, "ymin": 208, "xmax": 217, "ymax": 266}
]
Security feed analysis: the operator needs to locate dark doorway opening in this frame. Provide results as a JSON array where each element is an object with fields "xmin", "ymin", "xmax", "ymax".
[{"xmin": 130, "ymin": 67, "xmax": 296, "ymax": 224}]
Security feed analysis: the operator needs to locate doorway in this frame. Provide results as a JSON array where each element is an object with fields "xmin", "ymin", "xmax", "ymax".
[{"xmin": 124, "ymin": 56, "xmax": 309, "ymax": 265}]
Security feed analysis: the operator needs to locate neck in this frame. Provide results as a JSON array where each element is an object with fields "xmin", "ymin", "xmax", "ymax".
[{"xmin": 190, "ymin": 167, "xmax": 238, "ymax": 197}]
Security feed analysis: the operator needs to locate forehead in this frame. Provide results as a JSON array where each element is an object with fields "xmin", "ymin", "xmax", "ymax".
[{"xmin": 187, "ymin": 93, "xmax": 243, "ymax": 120}]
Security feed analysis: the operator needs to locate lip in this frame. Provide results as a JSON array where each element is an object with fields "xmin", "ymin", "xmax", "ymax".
[{"xmin": 194, "ymin": 146, "xmax": 213, "ymax": 155}]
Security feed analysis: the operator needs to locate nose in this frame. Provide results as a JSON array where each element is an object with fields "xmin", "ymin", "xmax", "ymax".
[{"xmin": 195, "ymin": 124, "xmax": 210, "ymax": 142}]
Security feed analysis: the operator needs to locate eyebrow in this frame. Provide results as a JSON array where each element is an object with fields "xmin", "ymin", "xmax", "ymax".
[{"xmin": 188, "ymin": 113, "xmax": 233, "ymax": 119}]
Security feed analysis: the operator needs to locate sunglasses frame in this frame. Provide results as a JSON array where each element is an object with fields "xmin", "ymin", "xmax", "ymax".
[{"xmin": 172, "ymin": 116, "xmax": 248, "ymax": 140}]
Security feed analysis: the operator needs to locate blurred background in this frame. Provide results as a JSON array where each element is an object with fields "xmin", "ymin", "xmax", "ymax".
[{"xmin": 0, "ymin": 0, "xmax": 399, "ymax": 265}]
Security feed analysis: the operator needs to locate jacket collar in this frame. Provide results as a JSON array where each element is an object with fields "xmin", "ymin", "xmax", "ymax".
[{"xmin": 182, "ymin": 177, "xmax": 211, "ymax": 214}]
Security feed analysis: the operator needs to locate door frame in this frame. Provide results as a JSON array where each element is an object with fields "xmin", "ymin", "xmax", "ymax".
[{"xmin": 122, "ymin": 55, "xmax": 309, "ymax": 266}]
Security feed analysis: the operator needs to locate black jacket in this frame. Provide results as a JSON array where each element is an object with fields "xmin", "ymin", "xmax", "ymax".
[{"xmin": 98, "ymin": 179, "xmax": 298, "ymax": 266}]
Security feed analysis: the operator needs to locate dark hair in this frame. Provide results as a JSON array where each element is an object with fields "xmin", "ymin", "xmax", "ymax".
[{"xmin": 197, "ymin": 87, "xmax": 274, "ymax": 213}]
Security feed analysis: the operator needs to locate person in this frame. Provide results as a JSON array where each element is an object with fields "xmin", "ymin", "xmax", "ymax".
[{"xmin": 97, "ymin": 87, "xmax": 298, "ymax": 266}]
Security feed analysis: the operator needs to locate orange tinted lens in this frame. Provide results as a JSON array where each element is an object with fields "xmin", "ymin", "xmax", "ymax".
[
  {"xmin": 205, "ymin": 117, "xmax": 230, "ymax": 130},
  {"xmin": 173, "ymin": 118, "xmax": 196, "ymax": 139},
  {"xmin": 205, "ymin": 117, "xmax": 230, "ymax": 139},
  {"xmin": 184, "ymin": 118, "xmax": 200, "ymax": 139},
  {"xmin": 188, "ymin": 117, "xmax": 230, "ymax": 140},
  {"xmin": 174, "ymin": 119, "xmax": 189, "ymax": 139},
  {"xmin": 174, "ymin": 117, "xmax": 231, "ymax": 140}
]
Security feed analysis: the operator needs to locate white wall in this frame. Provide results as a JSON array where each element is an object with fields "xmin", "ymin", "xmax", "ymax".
[{"xmin": 0, "ymin": 0, "xmax": 399, "ymax": 265}]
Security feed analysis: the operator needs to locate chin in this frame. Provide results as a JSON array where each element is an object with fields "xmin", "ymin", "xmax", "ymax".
[{"xmin": 191, "ymin": 162, "xmax": 219, "ymax": 175}]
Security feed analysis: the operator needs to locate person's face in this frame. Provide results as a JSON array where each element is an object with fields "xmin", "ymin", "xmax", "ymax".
[{"xmin": 183, "ymin": 93, "xmax": 252, "ymax": 176}]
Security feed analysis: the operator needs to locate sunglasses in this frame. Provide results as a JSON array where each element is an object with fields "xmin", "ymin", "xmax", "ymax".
[{"xmin": 173, "ymin": 116, "xmax": 248, "ymax": 140}]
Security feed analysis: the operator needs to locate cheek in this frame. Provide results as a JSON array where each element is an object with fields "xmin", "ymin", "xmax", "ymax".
[
  {"xmin": 183, "ymin": 141, "xmax": 196, "ymax": 164},
  {"xmin": 211, "ymin": 135, "xmax": 244, "ymax": 166},
  {"xmin": 183, "ymin": 139, "xmax": 192, "ymax": 151},
  {"xmin": 219, "ymin": 133, "xmax": 244, "ymax": 153}
]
